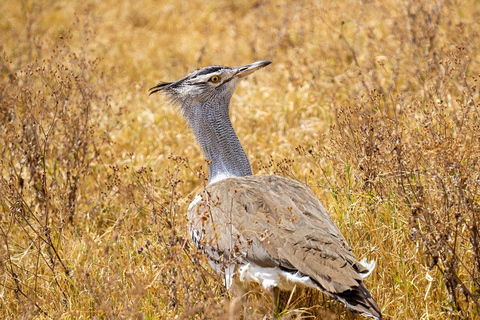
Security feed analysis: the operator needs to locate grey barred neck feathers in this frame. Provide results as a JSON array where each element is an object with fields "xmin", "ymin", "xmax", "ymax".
[{"xmin": 149, "ymin": 61, "xmax": 271, "ymax": 183}]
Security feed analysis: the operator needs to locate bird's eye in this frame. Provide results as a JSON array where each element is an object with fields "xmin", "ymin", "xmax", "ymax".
[{"xmin": 209, "ymin": 75, "xmax": 220, "ymax": 83}]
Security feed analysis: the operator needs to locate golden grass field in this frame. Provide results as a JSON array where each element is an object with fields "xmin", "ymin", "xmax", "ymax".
[{"xmin": 1, "ymin": 0, "xmax": 480, "ymax": 319}]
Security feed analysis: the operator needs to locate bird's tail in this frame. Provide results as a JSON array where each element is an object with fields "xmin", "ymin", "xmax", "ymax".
[{"xmin": 335, "ymin": 282, "xmax": 382, "ymax": 320}]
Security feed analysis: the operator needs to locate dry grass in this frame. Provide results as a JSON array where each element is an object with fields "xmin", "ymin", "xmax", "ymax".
[{"xmin": 1, "ymin": 0, "xmax": 479, "ymax": 319}]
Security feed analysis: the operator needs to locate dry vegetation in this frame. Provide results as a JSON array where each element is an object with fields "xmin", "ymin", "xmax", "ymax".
[{"xmin": 1, "ymin": 0, "xmax": 479, "ymax": 319}]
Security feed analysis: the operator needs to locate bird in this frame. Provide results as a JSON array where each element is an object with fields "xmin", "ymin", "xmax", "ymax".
[{"xmin": 149, "ymin": 61, "xmax": 382, "ymax": 319}]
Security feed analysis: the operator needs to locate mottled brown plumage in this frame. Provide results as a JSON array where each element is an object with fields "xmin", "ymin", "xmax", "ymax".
[
  {"xmin": 189, "ymin": 175, "xmax": 381, "ymax": 319},
  {"xmin": 150, "ymin": 61, "xmax": 381, "ymax": 319}
]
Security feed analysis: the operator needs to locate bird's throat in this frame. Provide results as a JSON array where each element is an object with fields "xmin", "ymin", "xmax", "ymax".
[{"xmin": 190, "ymin": 105, "xmax": 252, "ymax": 184}]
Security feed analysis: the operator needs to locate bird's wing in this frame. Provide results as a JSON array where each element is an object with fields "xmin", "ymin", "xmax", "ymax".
[{"xmin": 188, "ymin": 174, "xmax": 370, "ymax": 292}]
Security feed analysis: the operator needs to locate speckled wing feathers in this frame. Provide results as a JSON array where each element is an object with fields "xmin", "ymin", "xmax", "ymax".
[{"xmin": 188, "ymin": 174, "xmax": 381, "ymax": 319}]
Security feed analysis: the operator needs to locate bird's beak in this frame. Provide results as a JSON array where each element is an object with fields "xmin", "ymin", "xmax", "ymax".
[{"xmin": 233, "ymin": 60, "xmax": 271, "ymax": 78}]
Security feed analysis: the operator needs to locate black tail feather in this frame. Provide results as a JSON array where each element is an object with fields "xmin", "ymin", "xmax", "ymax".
[{"xmin": 335, "ymin": 282, "xmax": 382, "ymax": 320}]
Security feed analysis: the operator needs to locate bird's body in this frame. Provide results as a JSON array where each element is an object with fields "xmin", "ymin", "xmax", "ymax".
[
  {"xmin": 150, "ymin": 61, "xmax": 382, "ymax": 319},
  {"xmin": 189, "ymin": 175, "xmax": 379, "ymax": 317}
]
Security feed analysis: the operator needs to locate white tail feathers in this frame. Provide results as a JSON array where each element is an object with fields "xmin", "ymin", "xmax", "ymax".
[{"xmin": 359, "ymin": 258, "xmax": 376, "ymax": 279}]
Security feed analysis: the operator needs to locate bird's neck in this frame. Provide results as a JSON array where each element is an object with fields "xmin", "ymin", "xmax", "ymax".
[{"xmin": 190, "ymin": 103, "xmax": 252, "ymax": 184}]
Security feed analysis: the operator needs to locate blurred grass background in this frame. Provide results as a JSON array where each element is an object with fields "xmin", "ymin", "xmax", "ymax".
[{"xmin": 1, "ymin": 0, "xmax": 479, "ymax": 319}]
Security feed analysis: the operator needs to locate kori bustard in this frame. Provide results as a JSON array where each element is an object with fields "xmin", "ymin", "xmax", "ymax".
[{"xmin": 150, "ymin": 61, "xmax": 382, "ymax": 319}]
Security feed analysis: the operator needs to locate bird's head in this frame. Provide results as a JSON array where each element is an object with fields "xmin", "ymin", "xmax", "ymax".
[{"xmin": 149, "ymin": 60, "xmax": 271, "ymax": 119}]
